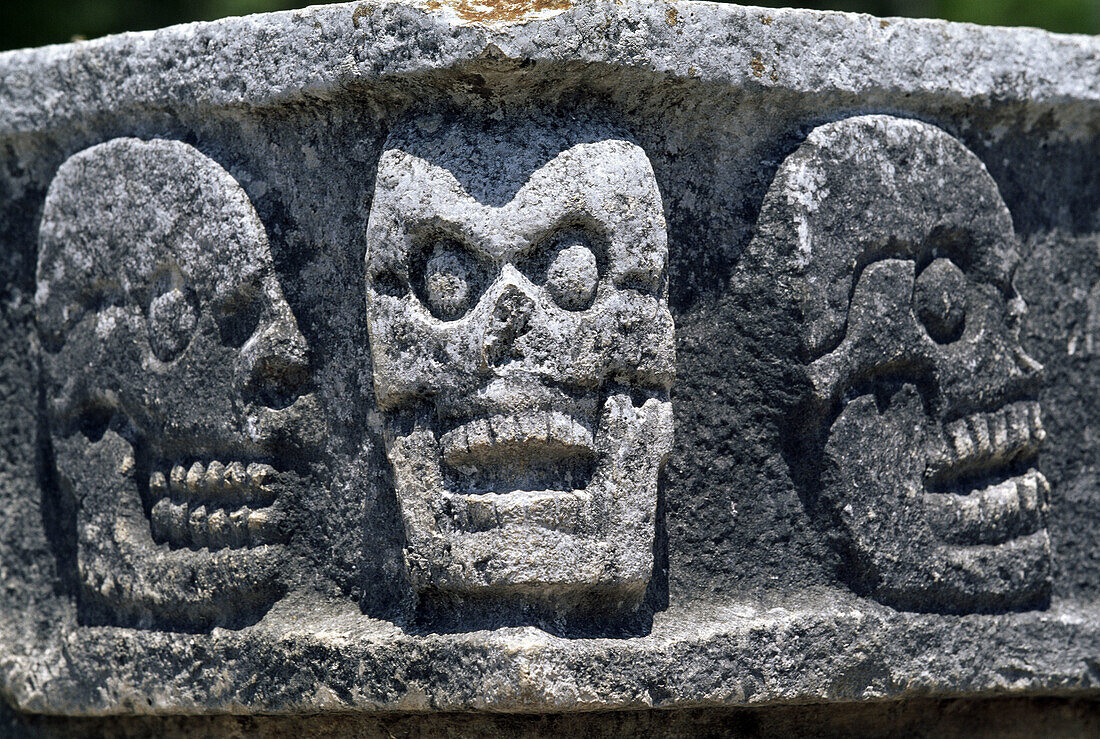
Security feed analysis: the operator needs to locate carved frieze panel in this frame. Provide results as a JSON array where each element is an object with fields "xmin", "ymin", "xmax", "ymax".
[
  {"xmin": 29, "ymin": 118, "xmax": 1061, "ymax": 624},
  {"xmin": 1, "ymin": 3, "xmax": 1097, "ymax": 715}
]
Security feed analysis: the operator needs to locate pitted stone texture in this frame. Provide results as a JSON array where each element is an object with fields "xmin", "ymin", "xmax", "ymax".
[
  {"xmin": 36, "ymin": 138, "xmax": 323, "ymax": 630},
  {"xmin": 0, "ymin": 0, "xmax": 1096, "ymax": 722},
  {"xmin": 737, "ymin": 116, "xmax": 1052, "ymax": 613},
  {"xmin": 1, "ymin": 1, "xmax": 1098, "ymax": 133},
  {"xmin": 364, "ymin": 115, "xmax": 674, "ymax": 618}
]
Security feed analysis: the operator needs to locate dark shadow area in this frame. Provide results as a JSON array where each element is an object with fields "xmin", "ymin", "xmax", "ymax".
[
  {"xmin": 4, "ymin": 695, "xmax": 1099, "ymax": 738},
  {"xmin": 409, "ymin": 589, "xmax": 657, "ymax": 638},
  {"xmin": 35, "ymin": 369, "xmax": 78, "ymax": 599}
]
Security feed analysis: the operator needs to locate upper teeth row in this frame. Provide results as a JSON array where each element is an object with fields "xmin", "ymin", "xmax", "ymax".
[
  {"xmin": 149, "ymin": 461, "xmax": 277, "ymax": 503},
  {"xmin": 930, "ymin": 401, "xmax": 1044, "ymax": 474},
  {"xmin": 441, "ymin": 411, "xmax": 595, "ymax": 466}
]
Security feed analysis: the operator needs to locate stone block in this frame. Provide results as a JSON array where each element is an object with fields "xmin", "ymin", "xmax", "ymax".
[{"xmin": 0, "ymin": 0, "xmax": 1096, "ymax": 724}]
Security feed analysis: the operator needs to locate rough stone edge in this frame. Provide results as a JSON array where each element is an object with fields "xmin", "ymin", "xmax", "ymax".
[
  {"xmin": 3, "ymin": 598, "xmax": 1098, "ymax": 716},
  {"xmin": 0, "ymin": 1, "xmax": 1098, "ymax": 136},
  {"xmin": 1, "ymin": 0, "xmax": 1099, "ymax": 721}
]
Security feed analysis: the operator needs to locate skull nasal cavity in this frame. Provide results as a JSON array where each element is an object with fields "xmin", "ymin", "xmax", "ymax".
[
  {"xmin": 483, "ymin": 284, "xmax": 534, "ymax": 368},
  {"xmin": 245, "ymin": 323, "xmax": 311, "ymax": 409}
]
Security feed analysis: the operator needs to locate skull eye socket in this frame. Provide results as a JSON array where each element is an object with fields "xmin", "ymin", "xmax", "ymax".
[
  {"xmin": 215, "ymin": 289, "xmax": 263, "ymax": 348},
  {"xmin": 412, "ymin": 239, "xmax": 488, "ymax": 321},
  {"xmin": 519, "ymin": 228, "xmax": 602, "ymax": 312},
  {"xmin": 914, "ymin": 257, "xmax": 967, "ymax": 344},
  {"xmin": 147, "ymin": 269, "xmax": 199, "ymax": 362}
]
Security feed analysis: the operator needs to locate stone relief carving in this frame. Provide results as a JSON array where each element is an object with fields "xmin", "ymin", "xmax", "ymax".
[
  {"xmin": 742, "ymin": 115, "xmax": 1053, "ymax": 613},
  {"xmin": 36, "ymin": 138, "xmax": 320, "ymax": 629},
  {"xmin": 1086, "ymin": 281, "xmax": 1100, "ymax": 356},
  {"xmin": 27, "ymin": 120, "xmax": 1054, "ymax": 627},
  {"xmin": 364, "ymin": 116, "xmax": 675, "ymax": 617}
]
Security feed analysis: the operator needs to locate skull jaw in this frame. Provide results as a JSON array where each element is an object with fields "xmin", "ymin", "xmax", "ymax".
[
  {"xmin": 822, "ymin": 387, "xmax": 1053, "ymax": 614},
  {"xmin": 385, "ymin": 393, "xmax": 672, "ymax": 624},
  {"xmin": 867, "ymin": 532, "xmax": 1053, "ymax": 614},
  {"xmin": 77, "ymin": 544, "xmax": 286, "ymax": 632},
  {"xmin": 57, "ymin": 428, "xmax": 289, "ymax": 631},
  {"xmin": 407, "ymin": 528, "xmax": 654, "ymax": 623}
]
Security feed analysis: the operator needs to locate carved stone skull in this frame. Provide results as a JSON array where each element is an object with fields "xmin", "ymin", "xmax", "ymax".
[
  {"xmin": 744, "ymin": 116, "xmax": 1052, "ymax": 612},
  {"xmin": 364, "ymin": 116, "xmax": 674, "ymax": 615},
  {"xmin": 37, "ymin": 138, "xmax": 320, "ymax": 629}
]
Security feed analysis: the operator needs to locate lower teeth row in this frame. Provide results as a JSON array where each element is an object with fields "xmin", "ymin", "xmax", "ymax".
[
  {"xmin": 445, "ymin": 491, "xmax": 588, "ymax": 533},
  {"xmin": 925, "ymin": 470, "xmax": 1049, "ymax": 545},
  {"xmin": 150, "ymin": 497, "xmax": 280, "ymax": 550}
]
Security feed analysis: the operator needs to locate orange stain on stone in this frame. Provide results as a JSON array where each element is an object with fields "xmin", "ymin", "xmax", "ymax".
[{"xmin": 427, "ymin": 0, "xmax": 574, "ymax": 24}]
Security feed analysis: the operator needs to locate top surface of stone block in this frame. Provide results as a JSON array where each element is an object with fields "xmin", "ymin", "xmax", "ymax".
[{"xmin": 0, "ymin": 0, "xmax": 1097, "ymax": 717}]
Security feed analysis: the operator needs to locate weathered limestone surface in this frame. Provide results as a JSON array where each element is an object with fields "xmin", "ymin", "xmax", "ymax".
[{"xmin": 0, "ymin": 0, "xmax": 1098, "ymax": 726}]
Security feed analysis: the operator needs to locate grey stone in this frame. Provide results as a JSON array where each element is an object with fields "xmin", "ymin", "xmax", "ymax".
[
  {"xmin": 36, "ymin": 137, "xmax": 319, "ymax": 631},
  {"xmin": 364, "ymin": 114, "xmax": 674, "ymax": 622},
  {"xmin": 735, "ymin": 115, "xmax": 1052, "ymax": 613},
  {"xmin": 0, "ymin": 0, "xmax": 1097, "ymax": 726}
]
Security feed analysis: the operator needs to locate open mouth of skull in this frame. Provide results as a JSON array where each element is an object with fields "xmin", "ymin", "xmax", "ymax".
[
  {"xmin": 437, "ymin": 408, "xmax": 598, "ymax": 534},
  {"xmin": 924, "ymin": 400, "xmax": 1048, "ymax": 545},
  {"xmin": 148, "ymin": 459, "xmax": 286, "ymax": 551},
  {"xmin": 390, "ymin": 385, "xmax": 668, "ymax": 539}
]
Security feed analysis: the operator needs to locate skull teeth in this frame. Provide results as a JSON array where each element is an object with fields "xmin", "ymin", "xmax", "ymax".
[
  {"xmin": 148, "ymin": 460, "xmax": 283, "ymax": 550},
  {"xmin": 150, "ymin": 497, "xmax": 282, "ymax": 550},
  {"xmin": 156, "ymin": 460, "xmax": 279, "ymax": 504},
  {"xmin": 924, "ymin": 469, "xmax": 1049, "ymax": 545},
  {"xmin": 440, "ymin": 411, "xmax": 595, "ymax": 467},
  {"xmin": 444, "ymin": 490, "xmax": 590, "ymax": 534},
  {"xmin": 930, "ymin": 400, "xmax": 1044, "ymax": 478}
]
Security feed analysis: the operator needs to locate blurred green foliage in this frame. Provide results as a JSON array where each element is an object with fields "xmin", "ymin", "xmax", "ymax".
[
  {"xmin": 756, "ymin": 0, "xmax": 1099, "ymax": 34},
  {"xmin": 1, "ymin": 0, "xmax": 1097, "ymax": 51},
  {"xmin": 0, "ymin": 1, "xmax": 304, "ymax": 51}
]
